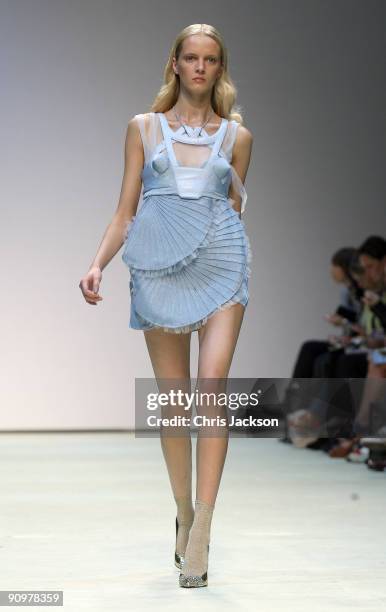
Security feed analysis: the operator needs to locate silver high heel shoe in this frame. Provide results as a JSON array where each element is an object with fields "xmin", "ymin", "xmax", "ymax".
[
  {"xmin": 175, "ymin": 517, "xmax": 184, "ymax": 569},
  {"xmin": 178, "ymin": 544, "xmax": 209, "ymax": 588}
]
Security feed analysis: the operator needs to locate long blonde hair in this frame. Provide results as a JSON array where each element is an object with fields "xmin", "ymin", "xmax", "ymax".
[{"xmin": 150, "ymin": 24, "xmax": 244, "ymax": 124}]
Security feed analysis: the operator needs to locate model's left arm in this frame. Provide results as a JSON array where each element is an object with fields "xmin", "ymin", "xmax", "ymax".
[{"xmin": 229, "ymin": 126, "xmax": 253, "ymax": 218}]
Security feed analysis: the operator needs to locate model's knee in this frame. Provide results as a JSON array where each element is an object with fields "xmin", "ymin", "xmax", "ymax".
[{"xmin": 196, "ymin": 370, "xmax": 229, "ymax": 384}]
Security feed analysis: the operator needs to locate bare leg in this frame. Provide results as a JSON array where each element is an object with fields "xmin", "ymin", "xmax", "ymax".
[
  {"xmin": 195, "ymin": 303, "xmax": 246, "ymax": 506},
  {"xmin": 180, "ymin": 303, "xmax": 246, "ymax": 582},
  {"xmin": 143, "ymin": 327, "xmax": 194, "ymax": 558}
]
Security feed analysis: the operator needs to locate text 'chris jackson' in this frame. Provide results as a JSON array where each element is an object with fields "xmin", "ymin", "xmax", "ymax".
[{"xmin": 147, "ymin": 415, "xmax": 279, "ymax": 428}]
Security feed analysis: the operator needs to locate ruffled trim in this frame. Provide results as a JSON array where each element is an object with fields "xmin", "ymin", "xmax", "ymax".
[
  {"xmin": 243, "ymin": 225, "xmax": 252, "ymax": 280},
  {"xmin": 123, "ymin": 215, "xmax": 136, "ymax": 242},
  {"xmin": 133, "ymin": 292, "xmax": 248, "ymax": 334}
]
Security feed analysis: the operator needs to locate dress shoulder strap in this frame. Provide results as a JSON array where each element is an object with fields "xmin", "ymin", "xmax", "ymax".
[
  {"xmin": 211, "ymin": 119, "xmax": 229, "ymax": 157},
  {"xmin": 220, "ymin": 120, "xmax": 240, "ymax": 162},
  {"xmin": 134, "ymin": 112, "xmax": 160, "ymax": 164}
]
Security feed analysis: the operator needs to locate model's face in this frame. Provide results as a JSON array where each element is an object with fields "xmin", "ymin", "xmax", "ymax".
[
  {"xmin": 359, "ymin": 254, "xmax": 385, "ymax": 289},
  {"xmin": 173, "ymin": 34, "xmax": 223, "ymax": 94}
]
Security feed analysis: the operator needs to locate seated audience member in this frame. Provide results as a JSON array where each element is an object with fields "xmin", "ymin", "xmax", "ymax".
[
  {"xmin": 291, "ymin": 247, "xmax": 362, "ymax": 379},
  {"xmin": 353, "ymin": 252, "xmax": 386, "ymax": 435},
  {"xmin": 288, "ymin": 236, "xmax": 386, "ymax": 453},
  {"xmin": 286, "ymin": 248, "xmax": 362, "ymax": 447}
]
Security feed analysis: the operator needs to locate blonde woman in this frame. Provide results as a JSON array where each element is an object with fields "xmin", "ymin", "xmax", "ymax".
[{"xmin": 79, "ymin": 23, "xmax": 253, "ymax": 588}]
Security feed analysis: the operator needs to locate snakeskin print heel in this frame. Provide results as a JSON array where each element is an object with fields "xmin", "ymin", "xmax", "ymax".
[
  {"xmin": 178, "ymin": 544, "xmax": 209, "ymax": 588},
  {"xmin": 174, "ymin": 517, "xmax": 184, "ymax": 569}
]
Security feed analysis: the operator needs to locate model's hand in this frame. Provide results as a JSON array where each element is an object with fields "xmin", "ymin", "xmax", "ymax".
[{"xmin": 79, "ymin": 266, "xmax": 103, "ymax": 305}]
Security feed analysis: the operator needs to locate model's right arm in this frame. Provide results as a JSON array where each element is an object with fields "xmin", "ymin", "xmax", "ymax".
[{"xmin": 79, "ymin": 117, "xmax": 144, "ymax": 305}]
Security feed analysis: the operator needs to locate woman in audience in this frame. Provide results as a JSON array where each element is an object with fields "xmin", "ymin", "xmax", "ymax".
[{"xmin": 291, "ymin": 247, "xmax": 362, "ymax": 379}]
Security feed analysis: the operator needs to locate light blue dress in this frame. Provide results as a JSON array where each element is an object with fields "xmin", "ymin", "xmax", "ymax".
[{"xmin": 121, "ymin": 111, "xmax": 252, "ymax": 333}]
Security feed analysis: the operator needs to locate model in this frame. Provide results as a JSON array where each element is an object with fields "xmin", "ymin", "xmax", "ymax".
[{"xmin": 79, "ymin": 23, "xmax": 253, "ymax": 588}]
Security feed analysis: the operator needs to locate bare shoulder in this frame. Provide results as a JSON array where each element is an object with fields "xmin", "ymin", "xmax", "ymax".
[
  {"xmin": 125, "ymin": 114, "xmax": 146, "ymax": 140},
  {"xmin": 232, "ymin": 123, "xmax": 253, "ymax": 164},
  {"xmin": 235, "ymin": 124, "xmax": 253, "ymax": 146},
  {"xmin": 124, "ymin": 115, "xmax": 143, "ymax": 156},
  {"xmin": 129, "ymin": 111, "xmax": 155, "ymax": 133},
  {"xmin": 126, "ymin": 115, "xmax": 139, "ymax": 133},
  {"xmin": 135, "ymin": 111, "xmax": 154, "ymax": 122}
]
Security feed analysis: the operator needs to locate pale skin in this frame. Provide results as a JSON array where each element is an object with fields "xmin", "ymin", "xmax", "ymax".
[{"xmin": 79, "ymin": 33, "xmax": 253, "ymax": 507}]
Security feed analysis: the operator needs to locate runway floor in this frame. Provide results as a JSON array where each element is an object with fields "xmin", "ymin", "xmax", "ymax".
[{"xmin": 0, "ymin": 432, "xmax": 385, "ymax": 611}]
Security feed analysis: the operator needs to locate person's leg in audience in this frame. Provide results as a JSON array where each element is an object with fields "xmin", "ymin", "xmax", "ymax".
[
  {"xmin": 292, "ymin": 340, "xmax": 330, "ymax": 378},
  {"xmin": 313, "ymin": 349, "xmax": 342, "ymax": 378},
  {"xmin": 286, "ymin": 342, "xmax": 332, "ymax": 441},
  {"xmin": 327, "ymin": 353, "xmax": 369, "ymax": 455},
  {"xmin": 334, "ymin": 353, "xmax": 368, "ymax": 378}
]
